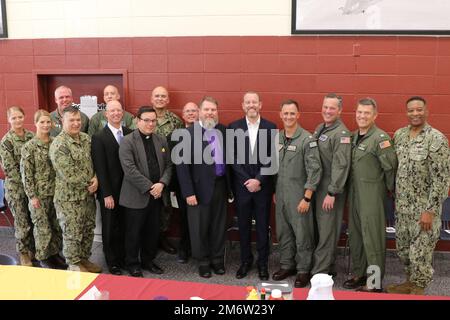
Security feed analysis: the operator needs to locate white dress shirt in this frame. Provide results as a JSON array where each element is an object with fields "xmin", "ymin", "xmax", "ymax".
[{"xmin": 246, "ymin": 116, "xmax": 260, "ymax": 153}]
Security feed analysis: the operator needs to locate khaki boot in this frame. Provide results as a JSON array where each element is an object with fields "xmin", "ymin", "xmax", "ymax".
[
  {"xmin": 67, "ymin": 263, "xmax": 89, "ymax": 272},
  {"xmin": 19, "ymin": 253, "xmax": 33, "ymax": 267},
  {"xmin": 409, "ymin": 284, "xmax": 425, "ymax": 295},
  {"xmin": 80, "ymin": 259, "xmax": 102, "ymax": 273},
  {"xmin": 386, "ymin": 281, "xmax": 412, "ymax": 294}
]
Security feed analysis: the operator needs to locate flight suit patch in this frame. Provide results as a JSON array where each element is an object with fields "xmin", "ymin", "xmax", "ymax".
[
  {"xmin": 309, "ymin": 141, "xmax": 318, "ymax": 148},
  {"xmin": 319, "ymin": 134, "xmax": 328, "ymax": 142},
  {"xmin": 358, "ymin": 144, "xmax": 366, "ymax": 151},
  {"xmin": 287, "ymin": 145, "xmax": 297, "ymax": 151},
  {"xmin": 340, "ymin": 137, "xmax": 351, "ymax": 144},
  {"xmin": 379, "ymin": 140, "xmax": 391, "ymax": 149}
]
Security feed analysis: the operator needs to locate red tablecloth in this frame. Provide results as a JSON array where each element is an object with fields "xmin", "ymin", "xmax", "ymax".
[{"xmin": 76, "ymin": 274, "xmax": 450, "ymax": 300}]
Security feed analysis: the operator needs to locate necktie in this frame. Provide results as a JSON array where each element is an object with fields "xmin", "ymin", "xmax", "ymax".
[
  {"xmin": 117, "ymin": 129, "xmax": 123, "ymax": 144},
  {"xmin": 207, "ymin": 130, "xmax": 225, "ymax": 177}
]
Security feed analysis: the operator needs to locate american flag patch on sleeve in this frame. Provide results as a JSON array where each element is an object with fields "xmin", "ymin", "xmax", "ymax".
[
  {"xmin": 379, "ymin": 140, "xmax": 391, "ymax": 149},
  {"xmin": 340, "ymin": 136, "xmax": 351, "ymax": 144}
]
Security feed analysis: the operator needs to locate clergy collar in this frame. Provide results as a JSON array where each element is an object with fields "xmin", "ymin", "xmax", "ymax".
[{"xmin": 138, "ymin": 130, "xmax": 152, "ymax": 140}]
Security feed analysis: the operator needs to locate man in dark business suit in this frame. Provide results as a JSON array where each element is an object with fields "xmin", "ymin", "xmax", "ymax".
[
  {"xmin": 119, "ymin": 106, "xmax": 172, "ymax": 277},
  {"xmin": 176, "ymin": 96, "xmax": 232, "ymax": 278},
  {"xmin": 91, "ymin": 100, "xmax": 132, "ymax": 275},
  {"xmin": 228, "ymin": 92, "xmax": 277, "ymax": 280}
]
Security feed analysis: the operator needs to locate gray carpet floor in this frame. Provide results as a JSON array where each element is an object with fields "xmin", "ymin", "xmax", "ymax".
[{"xmin": 1, "ymin": 226, "xmax": 449, "ymax": 297}]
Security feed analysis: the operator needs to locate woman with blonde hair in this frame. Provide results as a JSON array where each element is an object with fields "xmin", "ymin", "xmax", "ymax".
[
  {"xmin": 20, "ymin": 110, "xmax": 66, "ymax": 269},
  {"xmin": 0, "ymin": 106, "xmax": 35, "ymax": 266}
]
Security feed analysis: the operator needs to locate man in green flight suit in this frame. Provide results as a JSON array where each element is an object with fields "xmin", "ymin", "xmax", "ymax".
[
  {"xmin": 311, "ymin": 93, "xmax": 351, "ymax": 277},
  {"xmin": 343, "ymin": 98, "xmax": 398, "ymax": 292},
  {"xmin": 272, "ymin": 99, "xmax": 322, "ymax": 288},
  {"xmin": 387, "ymin": 96, "xmax": 450, "ymax": 295},
  {"xmin": 50, "ymin": 86, "xmax": 89, "ymax": 137},
  {"xmin": 87, "ymin": 85, "xmax": 136, "ymax": 136}
]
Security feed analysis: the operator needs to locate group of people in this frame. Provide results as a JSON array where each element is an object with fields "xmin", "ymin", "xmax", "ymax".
[{"xmin": 0, "ymin": 84, "xmax": 448, "ymax": 296}]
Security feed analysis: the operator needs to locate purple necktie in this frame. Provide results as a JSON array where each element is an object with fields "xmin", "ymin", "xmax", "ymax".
[{"xmin": 207, "ymin": 130, "xmax": 225, "ymax": 177}]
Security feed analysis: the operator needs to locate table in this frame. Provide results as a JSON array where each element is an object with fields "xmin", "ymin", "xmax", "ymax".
[{"xmin": 1, "ymin": 266, "xmax": 449, "ymax": 300}]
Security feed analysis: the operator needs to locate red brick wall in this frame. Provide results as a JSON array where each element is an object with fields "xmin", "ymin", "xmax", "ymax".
[{"xmin": 1, "ymin": 35, "xmax": 450, "ymax": 140}]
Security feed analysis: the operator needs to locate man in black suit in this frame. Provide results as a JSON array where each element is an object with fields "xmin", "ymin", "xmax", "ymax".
[
  {"xmin": 228, "ymin": 91, "xmax": 277, "ymax": 280},
  {"xmin": 175, "ymin": 96, "xmax": 232, "ymax": 278},
  {"xmin": 119, "ymin": 106, "xmax": 172, "ymax": 277},
  {"xmin": 170, "ymin": 102, "xmax": 199, "ymax": 264},
  {"xmin": 91, "ymin": 100, "xmax": 132, "ymax": 275}
]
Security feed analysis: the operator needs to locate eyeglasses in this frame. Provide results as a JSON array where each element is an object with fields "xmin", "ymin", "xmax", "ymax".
[{"xmin": 139, "ymin": 118, "xmax": 157, "ymax": 124}]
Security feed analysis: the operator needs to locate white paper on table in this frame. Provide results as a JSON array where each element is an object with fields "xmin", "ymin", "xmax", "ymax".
[{"xmin": 78, "ymin": 285, "xmax": 101, "ymax": 300}]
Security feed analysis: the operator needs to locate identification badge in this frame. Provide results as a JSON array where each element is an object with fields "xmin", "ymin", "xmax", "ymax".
[
  {"xmin": 379, "ymin": 140, "xmax": 391, "ymax": 149},
  {"xmin": 358, "ymin": 144, "xmax": 366, "ymax": 151},
  {"xmin": 319, "ymin": 134, "xmax": 328, "ymax": 142},
  {"xmin": 309, "ymin": 141, "xmax": 318, "ymax": 148},
  {"xmin": 287, "ymin": 145, "xmax": 297, "ymax": 151},
  {"xmin": 340, "ymin": 136, "xmax": 351, "ymax": 144}
]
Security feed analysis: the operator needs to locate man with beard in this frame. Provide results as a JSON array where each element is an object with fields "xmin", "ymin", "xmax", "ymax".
[{"xmin": 176, "ymin": 96, "xmax": 232, "ymax": 278}]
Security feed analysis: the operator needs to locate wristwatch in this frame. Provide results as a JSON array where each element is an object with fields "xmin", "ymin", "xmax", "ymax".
[{"xmin": 303, "ymin": 196, "xmax": 311, "ymax": 203}]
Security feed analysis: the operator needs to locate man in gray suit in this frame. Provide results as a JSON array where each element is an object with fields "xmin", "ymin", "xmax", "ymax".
[{"xmin": 119, "ymin": 106, "xmax": 172, "ymax": 277}]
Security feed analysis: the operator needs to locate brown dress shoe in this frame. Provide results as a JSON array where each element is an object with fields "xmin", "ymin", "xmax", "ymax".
[
  {"xmin": 343, "ymin": 276, "xmax": 367, "ymax": 289},
  {"xmin": 294, "ymin": 273, "xmax": 311, "ymax": 288},
  {"xmin": 272, "ymin": 268, "xmax": 296, "ymax": 281}
]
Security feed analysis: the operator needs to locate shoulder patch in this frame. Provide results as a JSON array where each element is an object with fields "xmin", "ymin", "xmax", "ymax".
[
  {"xmin": 342, "ymin": 131, "xmax": 347, "ymax": 134},
  {"xmin": 340, "ymin": 136, "xmax": 351, "ymax": 144},
  {"xmin": 379, "ymin": 140, "xmax": 391, "ymax": 149},
  {"xmin": 380, "ymin": 133, "xmax": 385, "ymax": 138},
  {"xmin": 2, "ymin": 140, "xmax": 13, "ymax": 152}
]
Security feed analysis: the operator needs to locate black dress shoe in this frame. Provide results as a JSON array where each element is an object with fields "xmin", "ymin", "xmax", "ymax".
[
  {"xmin": 236, "ymin": 262, "xmax": 252, "ymax": 279},
  {"xmin": 128, "ymin": 268, "xmax": 143, "ymax": 277},
  {"xmin": 343, "ymin": 276, "xmax": 367, "ymax": 289},
  {"xmin": 38, "ymin": 259, "xmax": 56, "ymax": 269},
  {"xmin": 109, "ymin": 265, "xmax": 122, "ymax": 275},
  {"xmin": 159, "ymin": 236, "xmax": 177, "ymax": 255},
  {"xmin": 272, "ymin": 268, "xmax": 297, "ymax": 281},
  {"xmin": 199, "ymin": 265, "xmax": 212, "ymax": 278},
  {"xmin": 258, "ymin": 265, "xmax": 269, "ymax": 281},
  {"xmin": 294, "ymin": 273, "xmax": 311, "ymax": 288},
  {"xmin": 211, "ymin": 263, "xmax": 225, "ymax": 275},
  {"xmin": 142, "ymin": 261, "xmax": 164, "ymax": 274},
  {"xmin": 49, "ymin": 254, "xmax": 68, "ymax": 270}
]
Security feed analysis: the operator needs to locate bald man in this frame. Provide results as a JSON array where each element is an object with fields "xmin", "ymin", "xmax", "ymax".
[
  {"xmin": 88, "ymin": 85, "xmax": 136, "ymax": 136},
  {"xmin": 50, "ymin": 86, "xmax": 90, "ymax": 137},
  {"xmin": 170, "ymin": 102, "xmax": 199, "ymax": 263},
  {"xmin": 151, "ymin": 86, "xmax": 184, "ymax": 254}
]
